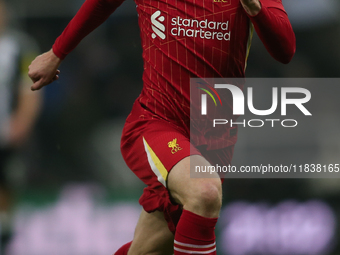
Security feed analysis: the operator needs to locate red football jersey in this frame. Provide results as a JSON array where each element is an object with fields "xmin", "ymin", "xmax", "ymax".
[
  {"xmin": 135, "ymin": 0, "xmax": 250, "ymax": 125},
  {"xmin": 129, "ymin": 0, "xmax": 254, "ymax": 152},
  {"xmin": 52, "ymin": 0, "xmax": 294, "ymax": 149}
]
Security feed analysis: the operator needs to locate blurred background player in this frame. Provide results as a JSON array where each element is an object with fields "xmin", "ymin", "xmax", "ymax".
[
  {"xmin": 0, "ymin": 0, "xmax": 41, "ymax": 250},
  {"xmin": 27, "ymin": 0, "xmax": 295, "ymax": 254}
]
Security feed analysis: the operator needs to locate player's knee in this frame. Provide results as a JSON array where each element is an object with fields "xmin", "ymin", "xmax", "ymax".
[{"xmin": 188, "ymin": 179, "xmax": 222, "ymax": 215}]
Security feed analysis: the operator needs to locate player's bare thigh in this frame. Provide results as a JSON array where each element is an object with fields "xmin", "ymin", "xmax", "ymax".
[
  {"xmin": 127, "ymin": 209, "xmax": 174, "ymax": 255},
  {"xmin": 127, "ymin": 155, "xmax": 221, "ymax": 255},
  {"xmin": 168, "ymin": 155, "xmax": 222, "ymax": 218}
]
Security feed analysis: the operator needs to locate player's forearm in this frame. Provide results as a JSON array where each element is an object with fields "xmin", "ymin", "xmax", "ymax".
[
  {"xmin": 53, "ymin": 0, "xmax": 124, "ymax": 59},
  {"xmin": 249, "ymin": 5, "xmax": 296, "ymax": 64}
]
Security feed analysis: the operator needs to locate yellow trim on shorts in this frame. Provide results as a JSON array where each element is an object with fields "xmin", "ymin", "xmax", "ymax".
[{"xmin": 143, "ymin": 137, "xmax": 169, "ymax": 187}]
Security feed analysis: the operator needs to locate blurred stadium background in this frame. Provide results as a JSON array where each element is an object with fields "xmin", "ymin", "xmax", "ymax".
[{"xmin": 1, "ymin": 0, "xmax": 340, "ymax": 254}]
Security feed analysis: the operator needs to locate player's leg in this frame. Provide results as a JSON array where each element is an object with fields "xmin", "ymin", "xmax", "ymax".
[
  {"xmin": 116, "ymin": 154, "xmax": 224, "ymax": 255},
  {"xmin": 120, "ymin": 114, "xmax": 227, "ymax": 255},
  {"xmin": 119, "ymin": 117, "xmax": 183, "ymax": 255},
  {"xmin": 117, "ymin": 155, "xmax": 219, "ymax": 255},
  {"xmin": 168, "ymin": 155, "xmax": 222, "ymax": 217},
  {"xmin": 126, "ymin": 209, "xmax": 174, "ymax": 255},
  {"xmin": 114, "ymin": 209, "xmax": 173, "ymax": 255},
  {"xmin": 167, "ymin": 155, "xmax": 222, "ymax": 255}
]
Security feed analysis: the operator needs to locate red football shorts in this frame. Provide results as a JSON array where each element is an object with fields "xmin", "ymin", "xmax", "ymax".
[{"xmin": 121, "ymin": 106, "xmax": 234, "ymax": 233}]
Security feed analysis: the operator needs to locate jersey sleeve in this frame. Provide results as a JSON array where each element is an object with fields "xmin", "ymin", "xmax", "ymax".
[
  {"xmin": 248, "ymin": 0, "xmax": 296, "ymax": 64},
  {"xmin": 52, "ymin": 0, "xmax": 125, "ymax": 60}
]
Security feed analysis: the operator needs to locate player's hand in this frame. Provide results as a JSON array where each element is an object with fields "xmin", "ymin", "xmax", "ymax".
[
  {"xmin": 240, "ymin": 0, "xmax": 261, "ymax": 16},
  {"xmin": 28, "ymin": 49, "xmax": 62, "ymax": 91}
]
